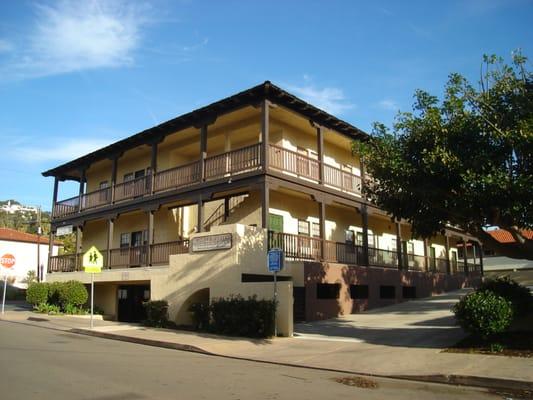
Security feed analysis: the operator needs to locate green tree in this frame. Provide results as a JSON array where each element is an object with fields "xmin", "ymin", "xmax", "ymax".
[{"xmin": 358, "ymin": 52, "xmax": 532, "ymax": 259}]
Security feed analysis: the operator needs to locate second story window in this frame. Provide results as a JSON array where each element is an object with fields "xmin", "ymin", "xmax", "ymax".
[
  {"xmin": 120, "ymin": 233, "xmax": 130, "ymax": 248},
  {"xmin": 298, "ymin": 220, "xmax": 310, "ymax": 236}
]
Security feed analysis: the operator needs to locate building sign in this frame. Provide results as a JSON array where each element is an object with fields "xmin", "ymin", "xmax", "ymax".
[
  {"xmin": 191, "ymin": 233, "xmax": 232, "ymax": 252},
  {"xmin": 56, "ymin": 225, "xmax": 73, "ymax": 237},
  {"xmin": 267, "ymin": 248, "xmax": 284, "ymax": 272},
  {"xmin": 0, "ymin": 254, "xmax": 15, "ymax": 269}
]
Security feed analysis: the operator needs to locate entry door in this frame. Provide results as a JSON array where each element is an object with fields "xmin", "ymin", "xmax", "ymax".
[
  {"xmin": 130, "ymin": 231, "xmax": 146, "ymax": 266},
  {"xmin": 117, "ymin": 285, "xmax": 150, "ymax": 322},
  {"xmin": 293, "ymin": 287, "xmax": 306, "ymax": 322}
]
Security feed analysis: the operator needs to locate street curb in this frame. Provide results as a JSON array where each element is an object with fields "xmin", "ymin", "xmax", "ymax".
[
  {"xmin": 69, "ymin": 328, "xmax": 533, "ymax": 393},
  {"xmin": 70, "ymin": 328, "xmax": 212, "ymax": 355}
]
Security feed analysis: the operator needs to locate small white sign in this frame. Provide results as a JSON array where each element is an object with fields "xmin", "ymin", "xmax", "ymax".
[
  {"xmin": 191, "ymin": 233, "xmax": 232, "ymax": 252},
  {"xmin": 56, "ymin": 225, "xmax": 73, "ymax": 236}
]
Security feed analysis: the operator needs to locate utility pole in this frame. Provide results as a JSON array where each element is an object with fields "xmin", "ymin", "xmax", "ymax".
[{"xmin": 37, "ymin": 206, "xmax": 42, "ymax": 282}]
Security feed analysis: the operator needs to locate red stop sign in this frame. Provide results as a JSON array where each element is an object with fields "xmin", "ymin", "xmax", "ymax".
[{"xmin": 0, "ymin": 254, "xmax": 15, "ymax": 269}]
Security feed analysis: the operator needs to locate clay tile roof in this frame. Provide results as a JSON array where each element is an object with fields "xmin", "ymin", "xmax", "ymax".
[
  {"xmin": 0, "ymin": 228, "xmax": 62, "ymax": 246},
  {"xmin": 486, "ymin": 229, "xmax": 533, "ymax": 244}
]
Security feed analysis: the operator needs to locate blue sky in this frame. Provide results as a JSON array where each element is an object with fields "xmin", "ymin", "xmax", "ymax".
[{"xmin": 0, "ymin": 0, "xmax": 532, "ymax": 210}]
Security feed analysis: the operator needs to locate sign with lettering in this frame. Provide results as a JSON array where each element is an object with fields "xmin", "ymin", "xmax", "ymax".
[
  {"xmin": 0, "ymin": 254, "xmax": 15, "ymax": 269},
  {"xmin": 191, "ymin": 233, "xmax": 232, "ymax": 252},
  {"xmin": 267, "ymin": 248, "xmax": 284, "ymax": 272},
  {"xmin": 56, "ymin": 225, "xmax": 73, "ymax": 237}
]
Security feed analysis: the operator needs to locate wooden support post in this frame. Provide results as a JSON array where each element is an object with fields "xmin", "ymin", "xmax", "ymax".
[
  {"xmin": 261, "ymin": 100, "xmax": 270, "ymax": 173},
  {"xmin": 150, "ymin": 142, "xmax": 158, "ymax": 194},
  {"xmin": 261, "ymin": 182, "xmax": 270, "ymax": 230},
  {"xmin": 75, "ymin": 225, "xmax": 82, "ymax": 270},
  {"xmin": 316, "ymin": 126, "xmax": 324, "ymax": 184},
  {"xmin": 318, "ymin": 201, "xmax": 326, "ymax": 260},
  {"xmin": 423, "ymin": 238, "xmax": 429, "ymax": 272},
  {"xmin": 51, "ymin": 177, "xmax": 59, "ymax": 217},
  {"xmin": 78, "ymin": 169, "xmax": 86, "ymax": 212},
  {"xmin": 477, "ymin": 242, "xmax": 484, "ymax": 276},
  {"xmin": 396, "ymin": 222, "xmax": 402, "ymax": 270},
  {"xmin": 200, "ymin": 125, "xmax": 207, "ymax": 181},
  {"xmin": 462, "ymin": 239, "xmax": 469, "ymax": 275},
  {"xmin": 147, "ymin": 211, "xmax": 154, "ymax": 265},
  {"xmin": 110, "ymin": 157, "xmax": 118, "ymax": 203},
  {"xmin": 444, "ymin": 234, "xmax": 451, "ymax": 275},
  {"xmin": 224, "ymin": 197, "xmax": 230, "ymax": 221},
  {"xmin": 106, "ymin": 219, "xmax": 114, "ymax": 268},
  {"xmin": 361, "ymin": 205, "xmax": 369, "ymax": 266},
  {"xmin": 197, "ymin": 196, "xmax": 204, "ymax": 232}
]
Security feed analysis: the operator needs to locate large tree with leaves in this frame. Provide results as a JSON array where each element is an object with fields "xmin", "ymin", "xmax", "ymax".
[{"xmin": 358, "ymin": 52, "xmax": 532, "ymax": 259}]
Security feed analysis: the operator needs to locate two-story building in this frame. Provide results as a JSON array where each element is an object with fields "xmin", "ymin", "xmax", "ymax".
[{"xmin": 43, "ymin": 82, "xmax": 482, "ymax": 335}]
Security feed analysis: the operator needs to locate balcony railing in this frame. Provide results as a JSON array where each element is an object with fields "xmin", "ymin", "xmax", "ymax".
[
  {"xmin": 49, "ymin": 240, "xmax": 189, "ymax": 272},
  {"xmin": 268, "ymin": 231, "xmax": 322, "ymax": 261},
  {"xmin": 368, "ymin": 247, "xmax": 398, "ymax": 268},
  {"xmin": 269, "ymin": 144, "xmax": 320, "ymax": 181},
  {"xmin": 323, "ymin": 240, "xmax": 362, "ymax": 265},
  {"xmin": 153, "ymin": 161, "xmax": 200, "ymax": 193},
  {"xmin": 205, "ymin": 143, "xmax": 262, "ymax": 180},
  {"xmin": 404, "ymin": 253, "xmax": 426, "ymax": 271},
  {"xmin": 52, "ymin": 143, "xmax": 362, "ymax": 219}
]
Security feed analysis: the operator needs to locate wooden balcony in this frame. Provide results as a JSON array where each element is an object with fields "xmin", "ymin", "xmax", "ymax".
[
  {"xmin": 48, "ymin": 240, "xmax": 189, "ymax": 272},
  {"xmin": 52, "ymin": 143, "xmax": 363, "ymax": 219}
]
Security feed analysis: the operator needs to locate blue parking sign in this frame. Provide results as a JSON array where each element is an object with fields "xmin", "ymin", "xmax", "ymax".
[{"xmin": 268, "ymin": 248, "xmax": 284, "ymax": 272}]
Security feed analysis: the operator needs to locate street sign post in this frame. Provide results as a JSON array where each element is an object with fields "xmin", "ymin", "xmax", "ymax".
[
  {"xmin": 267, "ymin": 248, "xmax": 284, "ymax": 337},
  {"xmin": 1, "ymin": 253, "xmax": 16, "ymax": 315},
  {"xmin": 82, "ymin": 246, "xmax": 103, "ymax": 329}
]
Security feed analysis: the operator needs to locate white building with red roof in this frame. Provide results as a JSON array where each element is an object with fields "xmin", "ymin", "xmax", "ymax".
[{"xmin": 0, "ymin": 228, "xmax": 62, "ymax": 288}]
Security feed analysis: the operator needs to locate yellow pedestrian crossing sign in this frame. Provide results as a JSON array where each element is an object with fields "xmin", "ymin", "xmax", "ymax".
[{"xmin": 83, "ymin": 246, "xmax": 103, "ymax": 273}]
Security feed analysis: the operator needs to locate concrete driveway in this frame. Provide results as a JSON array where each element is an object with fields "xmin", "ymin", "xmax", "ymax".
[{"xmin": 294, "ymin": 289, "xmax": 470, "ymax": 348}]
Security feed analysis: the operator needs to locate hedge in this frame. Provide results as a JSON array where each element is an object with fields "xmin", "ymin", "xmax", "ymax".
[
  {"xmin": 192, "ymin": 295, "xmax": 277, "ymax": 338},
  {"xmin": 26, "ymin": 281, "xmax": 88, "ymax": 312},
  {"xmin": 58, "ymin": 280, "xmax": 88, "ymax": 308},
  {"xmin": 479, "ymin": 277, "xmax": 532, "ymax": 316}
]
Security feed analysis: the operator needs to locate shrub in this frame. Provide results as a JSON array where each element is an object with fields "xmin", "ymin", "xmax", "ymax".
[
  {"xmin": 210, "ymin": 295, "xmax": 276, "ymax": 338},
  {"xmin": 479, "ymin": 277, "xmax": 532, "ymax": 316},
  {"xmin": 35, "ymin": 303, "xmax": 61, "ymax": 314},
  {"xmin": 143, "ymin": 300, "xmax": 169, "ymax": 327},
  {"xmin": 453, "ymin": 290, "xmax": 513, "ymax": 339},
  {"xmin": 64, "ymin": 303, "xmax": 88, "ymax": 315},
  {"xmin": 47, "ymin": 281, "xmax": 62, "ymax": 306},
  {"xmin": 26, "ymin": 282, "xmax": 49, "ymax": 306},
  {"xmin": 58, "ymin": 281, "xmax": 88, "ymax": 308},
  {"xmin": 189, "ymin": 302, "xmax": 210, "ymax": 331}
]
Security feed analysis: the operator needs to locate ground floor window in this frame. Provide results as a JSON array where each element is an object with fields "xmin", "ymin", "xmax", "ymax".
[
  {"xmin": 402, "ymin": 286, "xmax": 416, "ymax": 299},
  {"xmin": 380, "ymin": 285, "xmax": 396, "ymax": 299},
  {"xmin": 350, "ymin": 284, "xmax": 369, "ymax": 299},
  {"xmin": 316, "ymin": 283, "xmax": 340, "ymax": 299}
]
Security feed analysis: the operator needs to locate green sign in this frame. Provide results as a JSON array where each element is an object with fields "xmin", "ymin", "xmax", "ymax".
[{"xmin": 83, "ymin": 246, "xmax": 103, "ymax": 273}]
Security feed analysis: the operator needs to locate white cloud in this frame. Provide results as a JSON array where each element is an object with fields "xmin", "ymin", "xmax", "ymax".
[
  {"xmin": 287, "ymin": 83, "xmax": 355, "ymax": 115},
  {"xmin": 378, "ymin": 99, "xmax": 399, "ymax": 111},
  {"xmin": 13, "ymin": 138, "xmax": 113, "ymax": 163},
  {"xmin": 2, "ymin": 0, "xmax": 150, "ymax": 80}
]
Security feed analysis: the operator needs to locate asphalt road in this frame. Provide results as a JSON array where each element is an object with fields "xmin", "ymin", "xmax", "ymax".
[{"xmin": 0, "ymin": 320, "xmax": 501, "ymax": 400}]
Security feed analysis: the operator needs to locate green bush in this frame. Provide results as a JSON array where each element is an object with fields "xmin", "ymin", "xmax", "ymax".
[
  {"xmin": 479, "ymin": 277, "xmax": 532, "ymax": 316},
  {"xmin": 189, "ymin": 302, "xmax": 210, "ymax": 331},
  {"xmin": 143, "ymin": 300, "xmax": 169, "ymax": 327},
  {"xmin": 26, "ymin": 282, "xmax": 49, "ymax": 306},
  {"xmin": 47, "ymin": 281, "xmax": 62, "ymax": 306},
  {"xmin": 64, "ymin": 303, "xmax": 88, "ymax": 315},
  {"xmin": 58, "ymin": 281, "xmax": 88, "ymax": 308},
  {"xmin": 453, "ymin": 291, "xmax": 513, "ymax": 339},
  {"xmin": 209, "ymin": 295, "xmax": 276, "ymax": 338}
]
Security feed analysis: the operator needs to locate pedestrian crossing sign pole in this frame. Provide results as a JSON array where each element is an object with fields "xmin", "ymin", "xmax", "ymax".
[{"xmin": 83, "ymin": 246, "xmax": 103, "ymax": 329}]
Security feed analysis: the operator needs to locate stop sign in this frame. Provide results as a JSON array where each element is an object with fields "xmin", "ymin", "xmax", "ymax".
[{"xmin": 0, "ymin": 254, "xmax": 15, "ymax": 269}]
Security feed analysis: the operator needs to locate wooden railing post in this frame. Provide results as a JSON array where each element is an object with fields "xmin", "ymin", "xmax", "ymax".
[
  {"xmin": 318, "ymin": 200, "xmax": 326, "ymax": 260},
  {"xmin": 106, "ymin": 218, "xmax": 114, "ymax": 268},
  {"xmin": 147, "ymin": 210, "xmax": 154, "ymax": 265},
  {"xmin": 200, "ymin": 125, "xmax": 207, "ymax": 182},
  {"xmin": 361, "ymin": 205, "xmax": 369, "ymax": 267},
  {"xmin": 78, "ymin": 168, "xmax": 86, "ymax": 212},
  {"xmin": 261, "ymin": 181, "xmax": 270, "ymax": 230}
]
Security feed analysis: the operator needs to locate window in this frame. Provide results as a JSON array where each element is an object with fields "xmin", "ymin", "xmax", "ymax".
[
  {"xmin": 118, "ymin": 289, "xmax": 127, "ymax": 299},
  {"xmin": 345, "ymin": 230, "xmax": 355, "ymax": 244},
  {"xmin": 317, "ymin": 283, "xmax": 340, "ymax": 299},
  {"xmin": 99, "ymin": 181, "xmax": 109, "ymax": 189},
  {"xmin": 356, "ymin": 231, "xmax": 364, "ymax": 246},
  {"xmin": 298, "ymin": 220, "xmax": 310, "ymax": 236},
  {"xmin": 120, "ymin": 233, "xmax": 130, "ymax": 248},
  {"xmin": 312, "ymin": 222, "xmax": 320, "ymax": 238},
  {"xmin": 350, "ymin": 285, "xmax": 369, "ymax": 299},
  {"xmin": 123, "ymin": 172, "xmax": 134, "ymax": 182},
  {"xmin": 402, "ymin": 286, "xmax": 416, "ymax": 299},
  {"xmin": 380, "ymin": 285, "xmax": 396, "ymax": 299}
]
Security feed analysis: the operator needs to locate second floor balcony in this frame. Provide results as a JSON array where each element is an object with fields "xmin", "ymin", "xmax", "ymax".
[{"xmin": 52, "ymin": 143, "xmax": 363, "ymax": 219}]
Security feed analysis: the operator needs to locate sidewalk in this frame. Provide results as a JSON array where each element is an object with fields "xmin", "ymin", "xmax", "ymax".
[{"xmin": 1, "ymin": 300, "xmax": 532, "ymax": 391}]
